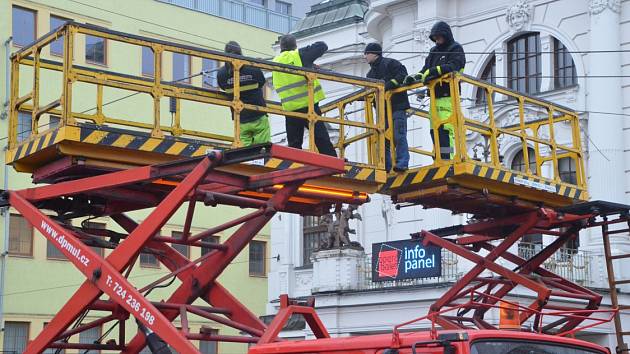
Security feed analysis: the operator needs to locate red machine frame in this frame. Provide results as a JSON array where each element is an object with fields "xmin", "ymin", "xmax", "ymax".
[
  {"xmin": 5, "ymin": 144, "xmax": 366, "ymax": 354},
  {"xmin": 411, "ymin": 203, "xmax": 628, "ymax": 336}
]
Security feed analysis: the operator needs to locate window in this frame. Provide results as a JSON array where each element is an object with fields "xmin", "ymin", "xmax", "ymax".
[
  {"xmin": 18, "ymin": 111, "xmax": 32, "ymax": 142},
  {"xmin": 50, "ymin": 15, "xmax": 71, "ymax": 56},
  {"xmin": 3, "ymin": 322, "xmax": 29, "ymax": 353},
  {"xmin": 275, "ymin": 1, "xmax": 292, "ymax": 15},
  {"xmin": 199, "ymin": 329, "xmax": 218, "ymax": 354},
  {"xmin": 508, "ymin": 33, "xmax": 541, "ymax": 94},
  {"xmin": 140, "ymin": 252, "xmax": 160, "ymax": 268},
  {"xmin": 249, "ymin": 240, "xmax": 266, "ymax": 276},
  {"xmin": 47, "ymin": 238, "xmax": 66, "ymax": 260},
  {"xmin": 142, "ymin": 46, "xmax": 158, "ymax": 78},
  {"xmin": 476, "ymin": 55, "xmax": 496, "ymax": 104},
  {"xmin": 201, "ymin": 235, "xmax": 220, "ymax": 257},
  {"xmin": 471, "ymin": 340, "xmax": 602, "ymax": 354},
  {"xmin": 172, "ymin": 231, "xmax": 190, "ymax": 258},
  {"xmin": 49, "ymin": 115, "xmax": 61, "ymax": 129},
  {"xmin": 559, "ymin": 156, "xmax": 577, "ymax": 184},
  {"xmin": 79, "ymin": 325, "xmax": 101, "ymax": 354},
  {"xmin": 172, "ymin": 53, "xmax": 191, "ymax": 83},
  {"xmin": 554, "ymin": 38, "xmax": 577, "ymax": 89},
  {"xmin": 518, "ymin": 233, "xmax": 542, "ymax": 259},
  {"xmin": 12, "ymin": 6, "xmax": 36, "ymax": 47},
  {"xmin": 303, "ymin": 216, "xmax": 326, "ymax": 266},
  {"xmin": 9, "ymin": 214, "xmax": 33, "ymax": 256},
  {"xmin": 86, "ymin": 34, "xmax": 106, "ymax": 65},
  {"xmin": 246, "ymin": 0, "xmax": 266, "ymax": 7},
  {"xmin": 510, "ymin": 148, "xmax": 536, "ymax": 175},
  {"xmin": 202, "ymin": 58, "xmax": 218, "ymax": 88}
]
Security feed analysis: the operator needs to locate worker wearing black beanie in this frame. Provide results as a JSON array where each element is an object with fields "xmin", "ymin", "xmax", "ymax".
[{"xmin": 364, "ymin": 42, "xmax": 410, "ymax": 172}]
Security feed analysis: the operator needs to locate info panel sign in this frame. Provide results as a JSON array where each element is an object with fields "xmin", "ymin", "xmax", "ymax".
[{"xmin": 371, "ymin": 239, "xmax": 442, "ymax": 282}]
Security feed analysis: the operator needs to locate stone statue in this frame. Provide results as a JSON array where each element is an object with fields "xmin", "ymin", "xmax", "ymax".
[{"xmin": 319, "ymin": 205, "xmax": 363, "ymax": 250}]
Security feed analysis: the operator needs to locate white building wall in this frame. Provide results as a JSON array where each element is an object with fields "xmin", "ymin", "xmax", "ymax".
[{"xmin": 268, "ymin": 0, "xmax": 630, "ymax": 347}]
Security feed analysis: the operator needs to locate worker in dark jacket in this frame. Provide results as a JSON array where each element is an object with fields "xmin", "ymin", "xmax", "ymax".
[
  {"xmin": 272, "ymin": 34, "xmax": 336, "ymax": 157},
  {"xmin": 365, "ymin": 42, "xmax": 410, "ymax": 172},
  {"xmin": 217, "ymin": 41, "xmax": 270, "ymax": 146},
  {"xmin": 404, "ymin": 21, "xmax": 465, "ymax": 160}
]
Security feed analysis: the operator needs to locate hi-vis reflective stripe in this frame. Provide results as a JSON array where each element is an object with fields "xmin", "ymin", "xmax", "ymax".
[
  {"xmin": 276, "ymin": 79, "xmax": 308, "ymax": 93},
  {"xmin": 280, "ymin": 85, "xmax": 323, "ymax": 104},
  {"xmin": 224, "ymin": 83, "xmax": 260, "ymax": 93}
]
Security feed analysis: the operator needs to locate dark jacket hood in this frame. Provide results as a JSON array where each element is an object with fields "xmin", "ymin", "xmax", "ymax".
[{"xmin": 429, "ymin": 21, "xmax": 454, "ymax": 45}]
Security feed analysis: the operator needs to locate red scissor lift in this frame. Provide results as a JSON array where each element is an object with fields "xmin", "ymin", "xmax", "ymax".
[
  {"xmin": 6, "ymin": 142, "xmax": 628, "ymax": 353},
  {"xmin": 5, "ymin": 143, "xmax": 369, "ymax": 353}
]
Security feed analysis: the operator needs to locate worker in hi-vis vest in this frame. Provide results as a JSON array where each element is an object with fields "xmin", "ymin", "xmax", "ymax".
[
  {"xmin": 404, "ymin": 21, "xmax": 466, "ymax": 160},
  {"xmin": 272, "ymin": 34, "xmax": 337, "ymax": 157},
  {"xmin": 217, "ymin": 41, "xmax": 270, "ymax": 146}
]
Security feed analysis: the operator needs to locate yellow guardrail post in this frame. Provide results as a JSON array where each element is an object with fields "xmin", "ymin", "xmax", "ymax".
[
  {"xmin": 385, "ymin": 90, "xmax": 395, "ymax": 169},
  {"xmin": 337, "ymin": 102, "xmax": 346, "ymax": 160},
  {"xmin": 376, "ymin": 86, "xmax": 387, "ymax": 170},
  {"xmin": 451, "ymin": 74, "xmax": 466, "ymax": 163},
  {"xmin": 31, "ymin": 47, "xmax": 41, "ymax": 136},
  {"xmin": 61, "ymin": 25, "xmax": 76, "ymax": 126},
  {"xmin": 306, "ymin": 72, "xmax": 317, "ymax": 153},
  {"xmin": 9, "ymin": 57, "xmax": 19, "ymax": 148},
  {"xmin": 232, "ymin": 60, "xmax": 243, "ymax": 148}
]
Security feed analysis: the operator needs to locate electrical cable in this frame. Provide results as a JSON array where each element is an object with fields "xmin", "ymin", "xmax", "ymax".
[
  {"xmin": 0, "ymin": 255, "xmax": 277, "ymax": 298},
  {"xmin": 329, "ymin": 49, "xmax": 630, "ymax": 55}
]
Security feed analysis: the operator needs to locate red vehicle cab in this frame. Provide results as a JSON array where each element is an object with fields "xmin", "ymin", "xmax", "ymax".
[{"xmin": 248, "ymin": 330, "xmax": 610, "ymax": 354}]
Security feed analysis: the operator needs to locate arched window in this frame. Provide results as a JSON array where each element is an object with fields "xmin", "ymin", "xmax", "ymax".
[
  {"xmin": 508, "ymin": 33, "xmax": 541, "ymax": 94},
  {"xmin": 511, "ymin": 147, "xmax": 536, "ymax": 174},
  {"xmin": 554, "ymin": 39, "xmax": 577, "ymax": 89},
  {"xmin": 476, "ymin": 55, "xmax": 496, "ymax": 104}
]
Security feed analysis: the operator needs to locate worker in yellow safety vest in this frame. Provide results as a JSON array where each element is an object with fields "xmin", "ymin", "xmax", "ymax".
[
  {"xmin": 404, "ymin": 21, "xmax": 466, "ymax": 160},
  {"xmin": 272, "ymin": 34, "xmax": 337, "ymax": 157}
]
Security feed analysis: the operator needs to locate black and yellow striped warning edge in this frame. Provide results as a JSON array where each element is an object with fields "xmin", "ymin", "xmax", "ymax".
[
  {"xmin": 381, "ymin": 164, "xmax": 455, "ymax": 191},
  {"xmin": 7, "ymin": 124, "xmax": 218, "ymax": 164},
  {"xmin": 382, "ymin": 162, "xmax": 587, "ymax": 200},
  {"xmin": 8, "ymin": 128, "xmax": 65, "ymax": 163},
  {"xmin": 8, "ymin": 125, "xmax": 384, "ymax": 184},
  {"xmin": 265, "ymin": 158, "xmax": 381, "ymax": 183}
]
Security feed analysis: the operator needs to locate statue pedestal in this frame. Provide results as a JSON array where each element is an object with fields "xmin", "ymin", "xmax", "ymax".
[{"xmin": 311, "ymin": 248, "xmax": 365, "ymax": 293}]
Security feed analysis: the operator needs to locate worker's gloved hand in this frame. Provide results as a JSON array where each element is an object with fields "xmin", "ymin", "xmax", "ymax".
[
  {"xmin": 422, "ymin": 66, "xmax": 442, "ymax": 84},
  {"xmin": 403, "ymin": 73, "xmax": 423, "ymax": 85}
]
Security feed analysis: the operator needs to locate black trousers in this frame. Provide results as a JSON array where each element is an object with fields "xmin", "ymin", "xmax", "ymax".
[
  {"xmin": 285, "ymin": 104, "xmax": 337, "ymax": 157},
  {"xmin": 431, "ymin": 126, "xmax": 453, "ymax": 160}
]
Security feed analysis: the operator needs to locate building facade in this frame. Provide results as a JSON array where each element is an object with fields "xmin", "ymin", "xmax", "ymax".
[
  {"xmin": 267, "ymin": 0, "xmax": 630, "ymax": 349},
  {"xmin": 0, "ymin": 0, "xmax": 295, "ymax": 352}
]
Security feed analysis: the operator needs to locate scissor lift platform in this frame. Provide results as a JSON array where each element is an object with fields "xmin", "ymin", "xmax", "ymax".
[
  {"xmin": 383, "ymin": 160, "xmax": 588, "ymax": 217},
  {"xmin": 9, "ymin": 122, "xmax": 382, "ymax": 194}
]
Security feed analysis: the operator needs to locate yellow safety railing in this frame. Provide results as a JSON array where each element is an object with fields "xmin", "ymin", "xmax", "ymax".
[
  {"xmin": 9, "ymin": 22, "xmax": 387, "ymax": 170},
  {"xmin": 385, "ymin": 73, "xmax": 587, "ymax": 190}
]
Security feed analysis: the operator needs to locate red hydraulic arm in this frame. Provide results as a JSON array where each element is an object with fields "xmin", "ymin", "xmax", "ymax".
[
  {"xmin": 4, "ymin": 144, "xmax": 363, "ymax": 354},
  {"xmin": 412, "ymin": 203, "xmax": 630, "ymax": 334}
]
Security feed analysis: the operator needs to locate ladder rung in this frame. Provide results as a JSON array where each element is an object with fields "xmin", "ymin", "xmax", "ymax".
[
  {"xmin": 610, "ymin": 254, "xmax": 630, "ymax": 260},
  {"xmin": 619, "ymin": 305, "xmax": 630, "ymax": 310},
  {"xmin": 614, "ymin": 280, "xmax": 630, "ymax": 286},
  {"xmin": 606, "ymin": 229, "xmax": 630, "ymax": 235}
]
